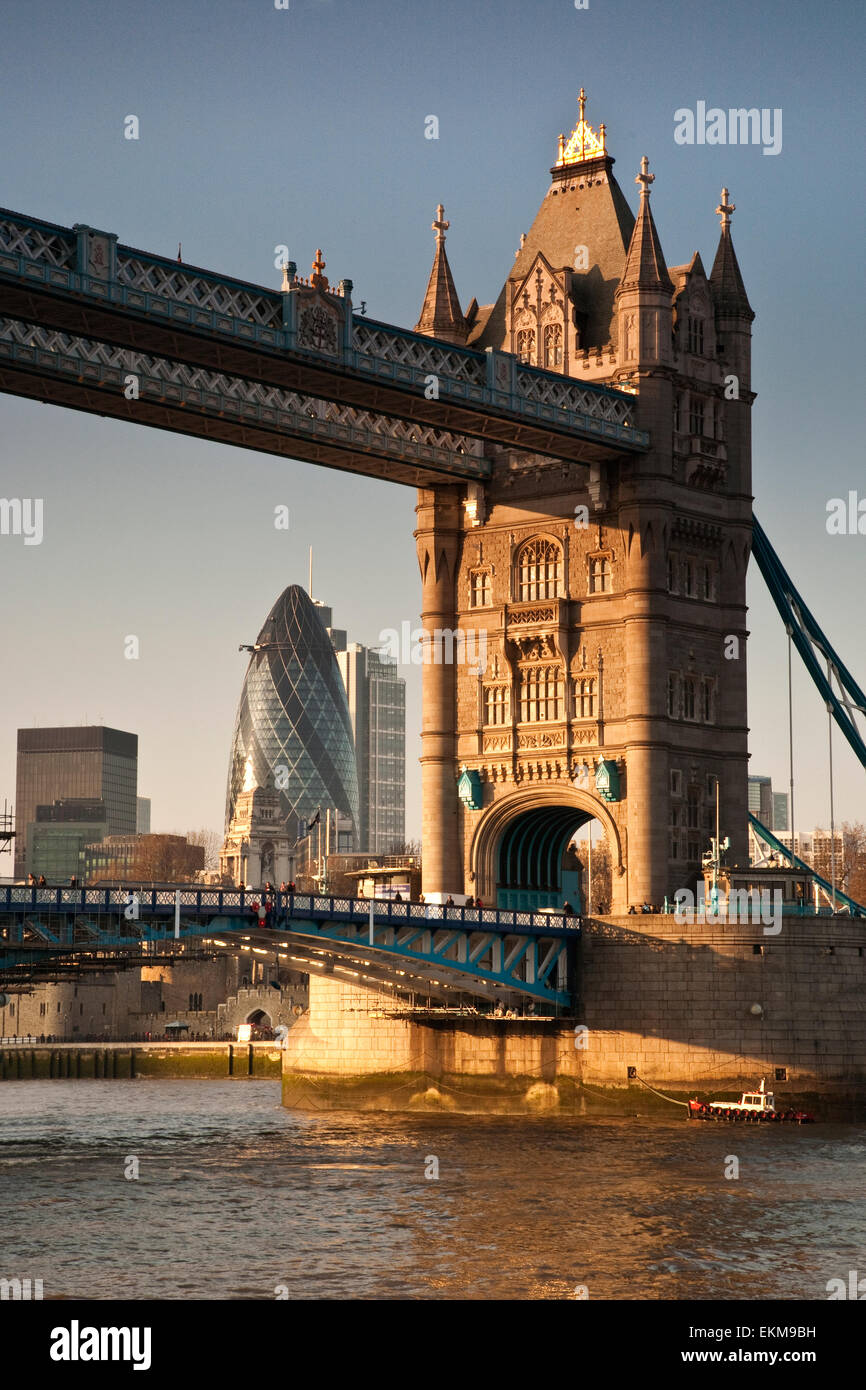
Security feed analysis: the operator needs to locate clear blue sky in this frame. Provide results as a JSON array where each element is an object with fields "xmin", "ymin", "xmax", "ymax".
[{"xmin": 1, "ymin": 0, "xmax": 863, "ymax": 863}]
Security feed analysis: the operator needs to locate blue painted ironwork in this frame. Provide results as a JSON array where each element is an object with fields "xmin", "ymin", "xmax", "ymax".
[
  {"xmin": 748, "ymin": 815, "xmax": 866, "ymax": 916},
  {"xmin": 0, "ymin": 320, "xmax": 487, "ymax": 484},
  {"xmin": 594, "ymin": 759, "xmax": 620, "ymax": 801},
  {"xmin": 752, "ymin": 515, "xmax": 866, "ymax": 769},
  {"xmin": 0, "ymin": 889, "xmax": 577, "ymax": 1006},
  {"xmin": 0, "ymin": 206, "xmax": 649, "ymax": 454},
  {"xmin": 498, "ymin": 807, "xmax": 591, "ymax": 911},
  {"xmin": 458, "ymin": 767, "xmax": 483, "ymax": 809}
]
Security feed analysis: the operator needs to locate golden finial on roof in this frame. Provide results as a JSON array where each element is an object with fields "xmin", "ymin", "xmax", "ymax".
[
  {"xmin": 310, "ymin": 248, "xmax": 329, "ymax": 290},
  {"xmin": 556, "ymin": 88, "xmax": 607, "ymax": 166},
  {"xmin": 432, "ymin": 204, "xmax": 450, "ymax": 244},
  {"xmin": 716, "ymin": 187, "xmax": 736, "ymax": 228}
]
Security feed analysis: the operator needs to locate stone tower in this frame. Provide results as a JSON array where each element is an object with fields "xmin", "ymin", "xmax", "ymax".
[
  {"xmin": 220, "ymin": 763, "xmax": 292, "ymax": 888},
  {"xmin": 414, "ymin": 93, "xmax": 753, "ymax": 911}
]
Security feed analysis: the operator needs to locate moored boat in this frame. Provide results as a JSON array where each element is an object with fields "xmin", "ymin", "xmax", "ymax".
[{"xmin": 687, "ymin": 1077, "xmax": 815, "ymax": 1123}]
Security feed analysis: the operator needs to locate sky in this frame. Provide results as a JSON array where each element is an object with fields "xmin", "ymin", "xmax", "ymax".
[{"xmin": 0, "ymin": 0, "xmax": 863, "ymax": 867}]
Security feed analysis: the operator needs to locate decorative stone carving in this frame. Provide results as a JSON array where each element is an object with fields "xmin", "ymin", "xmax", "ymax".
[
  {"xmin": 512, "ymin": 633, "xmax": 557, "ymax": 661},
  {"xmin": 298, "ymin": 302, "xmax": 339, "ymax": 355},
  {"xmin": 509, "ymin": 606, "xmax": 556, "ymax": 625},
  {"xmin": 483, "ymin": 734, "xmax": 512, "ymax": 753},
  {"xmin": 517, "ymin": 731, "xmax": 565, "ymax": 749}
]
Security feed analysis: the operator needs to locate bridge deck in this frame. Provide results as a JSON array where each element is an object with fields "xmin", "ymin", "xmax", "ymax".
[
  {"xmin": 0, "ymin": 205, "xmax": 649, "ymax": 476},
  {"xmin": 0, "ymin": 890, "xmax": 579, "ymax": 1007}
]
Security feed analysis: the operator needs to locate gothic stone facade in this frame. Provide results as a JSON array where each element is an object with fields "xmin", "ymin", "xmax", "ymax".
[{"xmin": 414, "ymin": 103, "xmax": 753, "ymax": 911}]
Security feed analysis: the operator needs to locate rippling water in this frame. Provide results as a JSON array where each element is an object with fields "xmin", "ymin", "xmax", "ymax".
[{"xmin": 2, "ymin": 1080, "xmax": 864, "ymax": 1300}]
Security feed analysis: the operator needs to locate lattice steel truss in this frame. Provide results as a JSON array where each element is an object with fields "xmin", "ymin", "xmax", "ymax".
[
  {"xmin": 752, "ymin": 515, "xmax": 866, "ymax": 768},
  {"xmin": 0, "ymin": 205, "xmax": 649, "ymax": 459},
  {"xmin": 0, "ymin": 319, "xmax": 487, "ymax": 484},
  {"xmin": 0, "ymin": 889, "xmax": 577, "ymax": 1007}
]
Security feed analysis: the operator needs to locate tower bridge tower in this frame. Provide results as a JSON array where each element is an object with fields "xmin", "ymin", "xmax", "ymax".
[{"xmin": 414, "ymin": 94, "xmax": 754, "ymax": 911}]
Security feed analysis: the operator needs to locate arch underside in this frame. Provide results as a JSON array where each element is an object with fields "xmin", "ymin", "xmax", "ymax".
[
  {"xmin": 470, "ymin": 786, "xmax": 624, "ymax": 912},
  {"xmin": 498, "ymin": 806, "xmax": 591, "ymax": 911}
]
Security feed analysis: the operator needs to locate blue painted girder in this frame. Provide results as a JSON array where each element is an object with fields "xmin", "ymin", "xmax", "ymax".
[
  {"xmin": 0, "ymin": 890, "xmax": 578, "ymax": 1006},
  {"xmin": 286, "ymin": 915, "xmax": 575, "ymax": 1007},
  {"xmin": 752, "ymin": 515, "xmax": 866, "ymax": 768}
]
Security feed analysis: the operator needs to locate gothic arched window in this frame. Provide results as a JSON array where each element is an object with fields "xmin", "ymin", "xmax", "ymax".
[
  {"xmin": 519, "ymin": 666, "xmax": 562, "ymax": 722},
  {"xmin": 577, "ymin": 678, "xmax": 596, "ymax": 718},
  {"xmin": 516, "ymin": 538, "xmax": 561, "ymax": 602},
  {"xmin": 470, "ymin": 569, "xmax": 492, "ymax": 608},
  {"xmin": 483, "ymin": 685, "xmax": 509, "ymax": 726},
  {"xmin": 589, "ymin": 555, "xmax": 612, "ymax": 594},
  {"xmin": 516, "ymin": 328, "xmax": 535, "ymax": 364},
  {"xmin": 543, "ymin": 323, "xmax": 563, "ymax": 368}
]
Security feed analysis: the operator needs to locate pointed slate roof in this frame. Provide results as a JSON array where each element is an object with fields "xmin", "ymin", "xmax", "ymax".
[
  {"xmin": 470, "ymin": 93, "xmax": 635, "ymax": 351},
  {"xmin": 414, "ymin": 204, "xmax": 467, "ymax": 342},
  {"xmin": 709, "ymin": 188, "xmax": 754, "ymax": 320},
  {"xmin": 618, "ymin": 157, "xmax": 673, "ymax": 295}
]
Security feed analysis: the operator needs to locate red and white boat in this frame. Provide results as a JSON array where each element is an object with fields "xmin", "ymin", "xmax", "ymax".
[{"xmin": 687, "ymin": 1077, "xmax": 815, "ymax": 1123}]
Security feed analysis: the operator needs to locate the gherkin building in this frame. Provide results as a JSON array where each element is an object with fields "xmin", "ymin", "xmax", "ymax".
[{"xmin": 225, "ymin": 585, "xmax": 359, "ymax": 845}]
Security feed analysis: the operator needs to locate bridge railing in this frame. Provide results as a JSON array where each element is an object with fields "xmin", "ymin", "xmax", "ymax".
[
  {"xmin": 0, "ymin": 207, "xmax": 648, "ymax": 447},
  {"xmin": 0, "ymin": 886, "xmax": 578, "ymax": 934}
]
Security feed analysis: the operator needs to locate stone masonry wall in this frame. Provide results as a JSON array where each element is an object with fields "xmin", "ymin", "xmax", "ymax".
[{"xmin": 282, "ymin": 914, "xmax": 866, "ymax": 1109}]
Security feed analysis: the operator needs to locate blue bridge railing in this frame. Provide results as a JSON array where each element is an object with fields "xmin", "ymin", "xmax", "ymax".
[{"xmin": 0, "ymin": 887, "xmax": 578, "ymax": 937}]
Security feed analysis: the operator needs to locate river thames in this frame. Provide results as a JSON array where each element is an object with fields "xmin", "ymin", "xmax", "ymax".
[{"xmin": 3, "ymin": 1080, "xmax": 864, "ymax": 1301}]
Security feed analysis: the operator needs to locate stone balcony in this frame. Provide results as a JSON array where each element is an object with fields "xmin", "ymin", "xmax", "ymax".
[{"xmin": 674, "ymin": 432, "xmax": 728, "ymax": 488}]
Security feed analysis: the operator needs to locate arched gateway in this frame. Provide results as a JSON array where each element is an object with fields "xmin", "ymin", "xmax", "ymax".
[{"xmin": 470, "ymin": 787, "xmax": 626, "ymax": 913}]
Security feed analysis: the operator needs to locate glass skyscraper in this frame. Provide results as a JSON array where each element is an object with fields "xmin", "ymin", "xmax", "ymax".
[
  {"xmin": 337, "ymin": 644, "xmax": 406, "ymax": 852},
  {"xmin": 225, "ymin": 585, "xmax": 360, "ymax": 847},
  {"xmin": 15, "ymin": 726, "xmax": 137, "ymax": 878},
  {"xmin": 747, "ymin": 775, "xmax": 773, "ymax": 825}
]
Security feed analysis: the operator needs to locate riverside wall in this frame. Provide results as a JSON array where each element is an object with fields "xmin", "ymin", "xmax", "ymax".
[
  {"xmin": 281, "ymin": 912, "xmax": 866, "ymax": 1119},
  {"xmin": 0, "ymin": 1042, "xmax": 282, "ymax": 1081}
]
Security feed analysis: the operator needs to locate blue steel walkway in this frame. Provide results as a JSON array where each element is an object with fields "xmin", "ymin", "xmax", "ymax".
[{"xmin": 0, "ymin": 888, "xmax": 579, "ymax": 1009}]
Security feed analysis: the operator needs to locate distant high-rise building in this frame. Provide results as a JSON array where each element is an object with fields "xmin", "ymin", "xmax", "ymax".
[
  {"xmin": 337, "ymin": 644, "xmax": 406, "ymax": 853},
  {"xmin": 27, "ymin": 798, "xmax": 109, "ymax": 883},
  {"xmin": 136, "ymin": 797, "xmax": 151, "ymax": 834},
  {"xmin": 772, "ymin": 792, "xmax": 789, "ymax": 832},
  {"xmin": 14, "ymin": 726, "xmax": 137, "ymax": 878},
  {"xmin": 747, "ymin": 775, "xmax": 773, "ymax": 826},
  {"xmin": 223, "ymin": 585, "xmax": 359, "ymax": 855}
]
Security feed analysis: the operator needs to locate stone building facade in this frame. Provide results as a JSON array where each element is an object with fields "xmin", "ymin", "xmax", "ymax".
[
  {"xmin": 414, "ymin": 95, "xmax": 753, "ymax": 911},
  {"xmin": 1, "ymin": 950, "xmax": 307, "ymax": 1041},
  {"xmin": 220, "ymin": 773, "xmax": 293, "ymax": 888}
]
